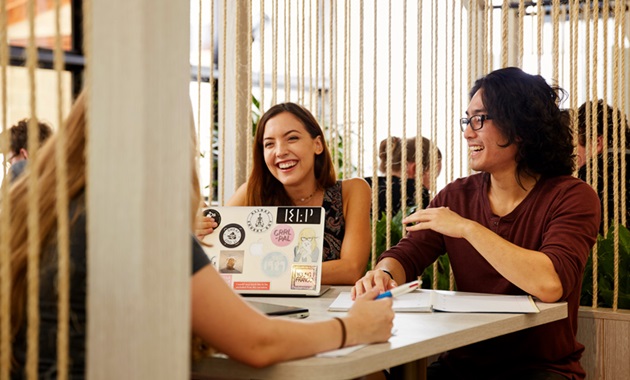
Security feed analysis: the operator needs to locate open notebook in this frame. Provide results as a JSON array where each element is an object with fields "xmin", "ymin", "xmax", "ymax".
[
  {"xmin": 329, "ymin": 289, "xmax": 540, "ymax": 313},
  {"xmin": 201, "ymin": 206, "xmax": 330, "ymax": 296}
]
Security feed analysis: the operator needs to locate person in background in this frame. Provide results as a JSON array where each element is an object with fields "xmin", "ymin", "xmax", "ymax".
[
  {"xmin": 196, "ymin": 102, "xmax": 372, "ymax": 285},
  {"xmin": 352, "ymin": 67, "xmax": 600, "ymax": 379},
  {"xmin": 576, "ymin": 100, "xmax": 630, "ymax": 232},
  {"xmin": 6, "ymin": 91, "xmax": 394, "ymax": 378},
  {"xmin": 365, "ymin": 136, "xmax": 442, "ymax": 218},
  {"xmin": 3, "ymin": 118, "xmax": 53, "ymax": 182}
]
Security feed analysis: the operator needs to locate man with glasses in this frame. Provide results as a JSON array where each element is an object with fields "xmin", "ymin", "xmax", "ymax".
[
  {"xmin": 352, "ymin": 67, "xmax": 600, "ymax": 380},
  {"xmin": 2, "ymin": 118, "xmax": 53, "ymax": 182}
]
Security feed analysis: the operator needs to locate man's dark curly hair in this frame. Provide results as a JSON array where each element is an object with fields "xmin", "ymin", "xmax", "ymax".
[{"xmin": 469, "ymin": 67, "xmax": 575, "ymax": 182}]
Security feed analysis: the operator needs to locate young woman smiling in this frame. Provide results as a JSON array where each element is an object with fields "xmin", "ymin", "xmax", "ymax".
[{"xmin": 196, "ymin": 103, "xmax": 372, "ymax": 285}]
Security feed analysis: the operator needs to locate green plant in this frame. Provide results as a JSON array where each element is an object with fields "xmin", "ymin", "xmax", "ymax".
[{"xmin": 580, "ymin": 224, "xmax": 630, "ymax": 309}]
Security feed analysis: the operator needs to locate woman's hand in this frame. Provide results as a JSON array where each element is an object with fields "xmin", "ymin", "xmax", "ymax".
[
  {"xmin": 345, "ymin": 288, "xmax": 394, "ymax": 346},
  {"xmin": 350, "ymin": 269, "xmax": 397, "ymax": 300},
  {"xmin": 195, "ymin": 215, "xmax": 218, "ymax": 240}
]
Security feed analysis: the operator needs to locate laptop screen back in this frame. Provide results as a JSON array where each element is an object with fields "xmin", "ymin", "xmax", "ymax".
[{"xmin": 200, "ymin": 206, "xmax": 326, "ymax": 296}]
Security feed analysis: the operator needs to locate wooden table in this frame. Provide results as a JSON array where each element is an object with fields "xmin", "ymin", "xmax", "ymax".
[{"xmin": 191, "ymin": 286, "xmax": 567, "ymax": 380}]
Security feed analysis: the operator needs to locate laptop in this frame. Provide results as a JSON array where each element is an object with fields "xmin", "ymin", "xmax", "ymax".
[{"xmin": 200, "ymin": 206, "xmax": 331, "ymax": 296}]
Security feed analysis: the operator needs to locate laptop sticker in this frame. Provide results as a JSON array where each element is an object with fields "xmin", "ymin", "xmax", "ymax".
[
  {"xmin": 219, "ymin": 251, "xmax": 244, "ymax": 274},
  {"xmin": 247, "ymin": 208, "xmax": 274, "ymax": 233},
  {"xmin": 219, "ymin": 223, "xmax": 246, "ymax": 248},
  {"xmin": 293, "ymin": 228, "xmax": 320, "ymax": 263},
  {"xmin": 271, "ymin": 224, "xmax": 294, "ymax": 247},
  {"xmin": 291, "ymin": 265, "xmax": 318, "ymax": 290}
]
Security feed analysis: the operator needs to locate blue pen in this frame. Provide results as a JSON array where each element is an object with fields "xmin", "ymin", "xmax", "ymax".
[{"xmin": 375, "ymin": 280, "xmax": 421, "ymax": 299}]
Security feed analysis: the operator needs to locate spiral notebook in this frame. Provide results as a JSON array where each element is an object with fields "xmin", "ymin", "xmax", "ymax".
[{"xmin": 200, "ymin": 206, "xmax": 330, "ymax": 296}]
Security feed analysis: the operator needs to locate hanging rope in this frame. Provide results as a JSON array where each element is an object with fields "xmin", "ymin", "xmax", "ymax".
[
  {"xmin": 370, "ymin": 0, "xmax": 378, "ymax": 270},
  {"xmin": 197, "ymin": 0, "xmax": 203, "ymax": 148},
  {"xmin": 536, "ymin": 0, "xmax": 542, "ymax": 74},
  {"xmin": 314, "ymin": 0, "xmax": 319, "ymax": 119},
  {"xmin": 357, "ymin": 0, "xmax": 364, "ymax": 177},
  {"xmin": 328, "ymin": 1, "xmax": 335, "ymax": 167},
  {"xmin": 483, "ymin": 0, "xmax": 489, "ymax": 73},
  {"xmin": 246, "ymin": 0, "xmax": 253, "ymax": 178},
  {"xmin": 611, "ymin": 0, "xmax": 622, "ymax": 312},
  {"xmin": 559, "ymin": 6, "xmax": 567, "ymax": 84},
  {"xmin": 501, "ymin": 0, "xmax": 508, "ymax": 68},
  {"xmin": 602, "ymin": 0, "xmax": 609, "ymax": 235},
  {"xmin": 472, "ymin": 0, "xmax": 478, "ymax": 79},
  {"xmin": 219, "ymin": 0, "xmax": 227, "ymax": 203},
  {"xmin": 467, "ymin": 0, "xmax": 473, "ymax": 92},
  {"xmin": 551, "ymin": 0, "xmax": 560, "ymax": 83},
  {"xmin": 459, "ymin": 0, "xmax": 464, "ymax": 178},
  {"xmin": 0, "ymin": 0, "xmax": 11, "ymax": 376},
  {"xmin": 285, "ymin": 0, "xmax": 291, "ymax": 100},
  {"xmin": 260, "ymin": 0, "xmax": 265, "ymax": 113},
  {"xmin": 385, "ymin": 0, "xmax": 392, "ymax": 248},
  {"xmin": 416, "ymin": 0, "xmax": 424, "ymax": 209},
  {"xmin": 300, "ymin": 0, "xmax": 305, "ymax": 103},
  {"xmin": 26, "ymin": 0, "xmax": 42, "ymax": 376},
  {"xmin": 620, "ymin": 0, "xmax": 627, "ymax": 229},
  {"xmin": 400, "ymin": 0, "xmax": 408, "ymax": 219},
  {"xmin": 272, "ymin": 0, "xmax": 277, "ymax": 105},
  {"xmin": 53, "ymin": 0, "xmax": 70, "ymax": 378},
  {"xmin": 431, "ymin": 0, "xmax": 438, "ymax": 290},
  {"xmin": 343, "ymin": 0, "xmax": 351, "ymax": 180},
  {"xmin": 518, "ymin": 0, "xmax": 524, "ymax": 67}
]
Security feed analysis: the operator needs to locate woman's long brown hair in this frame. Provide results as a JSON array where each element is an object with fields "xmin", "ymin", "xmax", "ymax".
[
  {"xmin": 246, "ymin": 103, "xmax": 336, "ymax": 206},
  {"xmin": 6, "ymin": 91, "xmax": 87, "ymax": 343}
]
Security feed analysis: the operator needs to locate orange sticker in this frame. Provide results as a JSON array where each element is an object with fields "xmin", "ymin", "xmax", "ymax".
[{"xmin": 234, "ymin": 282, "xmax": 271, "ymax": 291}]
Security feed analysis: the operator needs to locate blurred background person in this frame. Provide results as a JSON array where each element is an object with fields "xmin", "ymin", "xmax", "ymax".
[
  {"xmin": 577, "ymin": 100, "xmax": 630, "ymax": 231},
  {"xmin": 3, "ymin": 117, "xmax": 53, "ymax": 182},
  {"xmin": 365, "ymin": 136, "xmax": 442, "ymax": 218}
]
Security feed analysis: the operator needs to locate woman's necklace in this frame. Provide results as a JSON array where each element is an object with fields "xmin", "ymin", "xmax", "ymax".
[{"xmin": 293, "ymin": 188, "xmax": 318, "ymax": 203}]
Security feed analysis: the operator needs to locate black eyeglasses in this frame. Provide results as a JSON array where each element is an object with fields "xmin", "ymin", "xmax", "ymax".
[{"xmin": 460, "ymin": 114, "xmax": 492, "ymax": 132}]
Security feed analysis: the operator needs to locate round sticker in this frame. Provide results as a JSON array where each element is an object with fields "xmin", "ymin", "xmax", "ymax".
[
  {"xmin": 219, "ymin": 223, "xmax": 245, "ymax": 248},
  {"xmin": 270, "ymin": 224, "xmax": 294, "ymax": 247},
  {"xmin": 261, "ymin": 251, "xmax": 289, "ymax": 277},
  {"xmin": 247, "ymin": 208, "xmax": 274, "ymax": 233},
  {"xmin": 203, "ymin": 208, "xmax": 222, "ymax": 227}
]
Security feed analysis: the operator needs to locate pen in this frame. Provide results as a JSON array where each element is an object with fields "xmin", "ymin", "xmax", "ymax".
[{"xmin": 375, "ymin": 280, "xmax": 421, "ymax": 299}]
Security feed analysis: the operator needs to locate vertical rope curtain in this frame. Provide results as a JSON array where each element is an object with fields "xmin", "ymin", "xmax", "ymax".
[
  {"xmin": 0, "ymin": 0, "xmax": 10, "ymax": 377},
  {"xmin": 26, "ymin": 0, "xmax": 41, "ymax": 376},
  {"xmin": 201, "ymin": 1, "xmax": 627, "ymax": 298}
]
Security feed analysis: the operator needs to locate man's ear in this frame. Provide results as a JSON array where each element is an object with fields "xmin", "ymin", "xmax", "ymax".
[
  {"xmin": 596, "ymin": 135, "xmax": 604, "ymax": 154},
  {"xmin": 19, "ymin": 148, "xmax": 29, "ymax": 160},
  {"xmin": 314, "ymin": 136, "xmax": 324, "ymax": 155}
]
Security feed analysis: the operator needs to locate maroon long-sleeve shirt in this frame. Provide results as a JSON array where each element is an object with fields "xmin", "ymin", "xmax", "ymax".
[{"xmin": 380, "ymin": 172, "xmax": 600, "ymax": 379}]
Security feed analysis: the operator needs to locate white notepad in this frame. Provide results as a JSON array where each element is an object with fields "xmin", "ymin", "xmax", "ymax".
[{"xmin": 329, "ymin": 289, "xmax": 540, "ymax": 313}]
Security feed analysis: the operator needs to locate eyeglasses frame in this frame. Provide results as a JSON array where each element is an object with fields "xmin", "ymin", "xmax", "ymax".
[{"xmin": 460, "ymin": 114, "xmax": 492, "ymax": 132}]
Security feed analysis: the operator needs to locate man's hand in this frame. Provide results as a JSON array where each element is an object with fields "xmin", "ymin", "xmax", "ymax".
[
  {"xmin": 402, "ymin": 207, "xmax": 472, "ymax": 239},
  {"xmin": 350, "ymin": 269, "xmax": 397, "ymax": 300}
]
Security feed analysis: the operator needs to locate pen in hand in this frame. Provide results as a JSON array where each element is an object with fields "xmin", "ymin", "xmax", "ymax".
[{"xmin": 375, "ymin": 280, "xmax": 421, "ymax": 300}]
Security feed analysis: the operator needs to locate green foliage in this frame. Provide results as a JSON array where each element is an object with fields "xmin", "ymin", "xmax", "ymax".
[
  {"xmin": 420, "ymin": 255, "xmax": 453, "ymax": 290},
  {"xmin": 373, "ymin": 210, "xmax": 404, "ymax": 261},
  {"xmin": 580, "ymin": 224, "xmax": 630, "ymax": 309}
]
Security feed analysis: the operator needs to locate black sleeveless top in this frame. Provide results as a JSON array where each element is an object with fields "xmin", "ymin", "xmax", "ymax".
[{"xmin": 322, "ymin": 181, "xmax": 345, "ymax": 261}]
